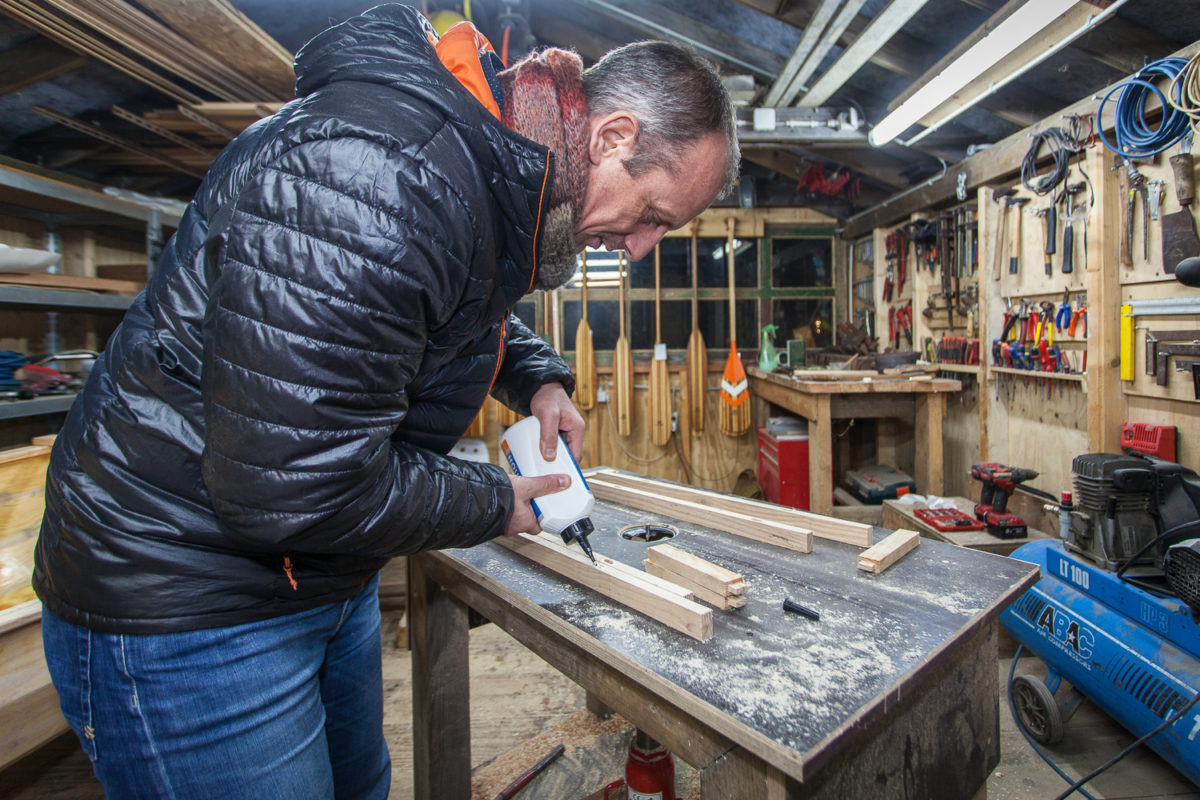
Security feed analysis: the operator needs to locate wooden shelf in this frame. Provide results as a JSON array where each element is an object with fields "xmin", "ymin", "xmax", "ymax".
[
  {"xmin": 988, "ymin": 366, "xmax": 1086, "ymax": 383},
  {"xmin": 0, "ymin": 395, "xmax": 75, "ymax": 420},
  {"xmin": 933, "ymin": 364, "xmax": 980, "ymax": 375},
  {"xmin": 0, "ymin": 286, "xmax": 134, "ymax": 312}
]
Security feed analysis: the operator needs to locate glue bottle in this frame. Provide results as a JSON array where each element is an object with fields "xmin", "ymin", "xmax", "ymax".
[{"xmin": 500, "ymin": 416, "xmax": 598, "ymax": 565}]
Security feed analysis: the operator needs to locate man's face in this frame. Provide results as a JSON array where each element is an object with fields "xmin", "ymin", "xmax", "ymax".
[{"xmin": 574, "ymin": 112, "xmax": 728, "ymax": 262}]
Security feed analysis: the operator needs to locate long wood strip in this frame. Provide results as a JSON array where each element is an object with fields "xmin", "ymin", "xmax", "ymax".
[
  {"xmin": 644, "ymin": 561, "xmax": 747, "ymax": 610},
  {"xmin": 0, "ymin": 0, "xmax": 203, "ymax": 104},
  {"xmin": 646, "ymin": 543, "xmax": 743, "ymax": 593},
  {"xmin": 527, "ymin": 533, "xmax": 693, "ymax": 600},
  {"xmin": 72, "ymin": 0, "xmax": 273, "ymax": 99},
  {"xmin": 495, "ymin": 534, "xmax": 712, "ymax": 642},
  {"xmin": 587, "ymin": 478, "xmax": 813, "ymax": 554},
  {"xmin": 132, "ymin": 0, "xmax": 294, "ymax": 99},
  {"xmin": 587, "ymin": 469, "xmax": 872, "ymax": 547},
  {"xmin": 43, "ymin": 0, "xmax": 256, "ymax": 101},
  {"xmin": 857, "ymin": 529, "xmax": 920, "ymax": 575}
]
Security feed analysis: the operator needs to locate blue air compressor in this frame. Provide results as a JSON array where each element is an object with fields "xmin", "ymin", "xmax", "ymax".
[{"xmin": 1000, "ymin": 452, "xmax": 1200, "ymax": 788}]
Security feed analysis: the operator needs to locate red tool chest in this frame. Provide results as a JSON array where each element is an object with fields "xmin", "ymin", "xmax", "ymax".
[{"xmin": 757, "ymin": 423, "xmax": 810, "ymax": 511}]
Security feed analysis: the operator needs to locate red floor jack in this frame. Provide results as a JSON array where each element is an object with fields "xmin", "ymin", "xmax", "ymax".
[
  {"xmin": 601, "ymin": 729, "xmax": 675, "ymax": 799},
  {"xmin": 969, "ymin": 462, "xmax": 1039, "ymax": 538}
]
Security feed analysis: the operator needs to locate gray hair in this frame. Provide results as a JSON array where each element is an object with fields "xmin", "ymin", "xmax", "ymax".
[{"xmin": 583, "ymin": 40, "xmax": 740, "ymax": 198}]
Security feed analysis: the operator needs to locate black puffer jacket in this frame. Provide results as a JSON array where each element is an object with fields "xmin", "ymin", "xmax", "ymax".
[{"xmin": 34, "ymin": 4, "xmax": 574, "ymax": 634}]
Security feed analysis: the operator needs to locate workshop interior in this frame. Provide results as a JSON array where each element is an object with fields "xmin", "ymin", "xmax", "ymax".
[{"xmin": 1, "ymin": 0, "xmax": 1200, "ymax": 798}]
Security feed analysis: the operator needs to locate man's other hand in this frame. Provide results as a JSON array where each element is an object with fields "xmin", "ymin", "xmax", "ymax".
[
  {"xmin": 528, "ymin": 382, "xmax": 585, "ymax": 462},
  {"xmin": 505, "ymin": 474, "xmax": 570, "ymax": 536}
]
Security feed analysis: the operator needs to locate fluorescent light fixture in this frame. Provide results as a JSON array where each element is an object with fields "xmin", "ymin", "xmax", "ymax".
[{"xmin": 868, "ymin": 0, "xmax": 1075, "ymax": 147}]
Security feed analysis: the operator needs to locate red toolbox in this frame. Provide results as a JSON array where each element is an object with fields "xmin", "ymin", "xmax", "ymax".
[{"xmin": 757, "ymin": 422, "xmax": 810, "ymax": 511}]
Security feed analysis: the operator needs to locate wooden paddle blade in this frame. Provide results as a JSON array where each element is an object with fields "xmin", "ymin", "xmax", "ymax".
[
  {"xmin": 650, "ymin": 357, "xmax": 671, "ymax": 446},
  {"xmin": 614, "ymin": 337, "xmax": 634, "ymax": 438},
  {"xmin": 720, "ymin": 341, "xmax": 748, "ymax": 407},
  {"xmin": 495, "ymin": 397, "xmax": 522, "ymax": 427},
  {"xmin": 719, "ymin": 341, "xmax": 750, "ymax": 437},
  {"xmin": 575, "ymin": 319, "xmax": 596, "ymax": 410},
  {"xmin": 686, "ymin": 329, "xmax": 706, "ymax": 436},
  {"xmin": 464, "ymin": 405, "xmax": 486, "ymax": 437},
  {"xmin": 719, "ymin": 399, "xmax": 751, "ymax": 437}
]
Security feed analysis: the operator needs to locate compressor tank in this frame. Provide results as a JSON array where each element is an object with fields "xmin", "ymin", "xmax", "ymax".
[{"xmin": 1001, "ymin": 539, "xmax": 1200, "ymax": 787}]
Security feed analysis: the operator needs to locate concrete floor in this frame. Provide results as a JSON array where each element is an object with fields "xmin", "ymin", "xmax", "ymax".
[{"xmin": 5, "ymin": 611, "xmax": 1199, "ymax": 800}]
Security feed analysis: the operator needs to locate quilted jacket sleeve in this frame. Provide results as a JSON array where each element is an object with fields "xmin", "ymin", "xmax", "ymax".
[
  {"xmin": 490, "ymin": 313, "xmax": 575, "ymax": 414},
  {"xmin": 200, "ymin": 136, "xmax": 514, "ymax": 556}
]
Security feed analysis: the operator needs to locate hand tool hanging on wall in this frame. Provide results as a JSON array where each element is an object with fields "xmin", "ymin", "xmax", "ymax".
[
  {"xmin": 991, "ymin": 187, "xmax": 1016, "ymax": 281},
  {"xmin": 1033, "ymin": 207, "xmax": 1055, "ymax": 276},
  {"xmin": 719, "ymin": 218, "xmax": 750, "ymax": 437},
  {"xmin": 685, "ymin": 222, "xmax": 706, "ymax": 436},
  {"xmin": 613, "ymin": 251, "xmax": 633, "ymax": 437},
  {"xmin": 1164, "ymin": 133, "xmax": 1199, "ymax": 274},
  {"xmin": 1008, "ymin": 197, "xmax": 1030, "ymax": 274},
  {"xmin": 939, "ymin": 211, "xmax": 954, "ymax": 330},
  {"xmin": 649, "ymin": 244, "xmax": 671, "ymax": 447},
  {"xmin": 1061, "ymin": 182, "xmax": 1086, "ymax": 274},
  {"xmin": 575, "ymin": 250, "xmax": 596, "ymax": 410}
]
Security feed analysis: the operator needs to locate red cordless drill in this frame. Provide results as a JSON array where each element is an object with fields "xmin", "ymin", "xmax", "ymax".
[{"xmin": 970, "ymin": 463, "xmax": 1039, "ymax": 538}]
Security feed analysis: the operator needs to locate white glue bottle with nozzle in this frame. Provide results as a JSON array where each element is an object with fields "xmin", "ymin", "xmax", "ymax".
[{"xmin": 500, "ymin": 416, "xmax": 598, "ymax": 566}]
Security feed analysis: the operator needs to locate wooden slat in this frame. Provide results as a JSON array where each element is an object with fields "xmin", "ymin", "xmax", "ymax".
[
  {"xmin": 646, "ymin": 543, "xmax": 743, "ymax": 592},
  {"xmin": 644, "ymin": 561, "xmax": 747, "ymax": 610},
  {"xmin": 45, "ymin": 0, "xmax": 274, "ymax": 100},
  {"xmin": 588, "ymin": 477, "xmax": 814, "ymax": 554},
  {"xmin": 131, "ymin": 0, "xmax": 295, "ymax": 99},
  {"xmin": 0, "ymin": 271, "xmax": 140, "ymax": 295},
  {"xmin": 528, "ymin": 533, "xmax": 694, "ymax": 600},
  {"xmin": 586, "ymin": 469, "xmax": 872, "ymax": 547},
  {"xmin": 495, "ymin": 533, "xmax": 713, "ymax": 642},
  {"xmin": 857, "ymin": 528, "xmax": 920, "ymax": 574},
  {"xmin": 0, "ymin": 0, "xmax": 204, "ymax": 104}
]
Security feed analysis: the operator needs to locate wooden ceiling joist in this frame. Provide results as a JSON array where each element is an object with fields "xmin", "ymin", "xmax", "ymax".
[
  {"xmin": 798, "ymin": 0, "xmax": 933, "ymax": 107},
  {"xmin": 763, "ymin": 0, "xmax": 841, "ymax": 107},
  {"xmin": 33, "ymin": 104, "xmax": 207, "ymax": 179},
  {"xmin": 176, "ymin": 105, "xmax": 236, "ymax": 141},
  {"xmin": 110, "ymin": 106, "xmax": 216, "ymax": 158},
  {"xmin": 0, "ymin": 0, "xmax": 204, "ymax": 104},
  {"xmin": 0, "ymin": 36, "xmax": 87, "ymax": 97}
]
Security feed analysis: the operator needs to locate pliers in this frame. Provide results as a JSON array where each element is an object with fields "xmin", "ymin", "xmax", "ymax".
[
  {"xmin": 1055, "ymin": 288, "xmax": 1071, "ymax": 333},
  {"xmin": 1069, "ymin": 300, "xmax": 1087, "ymax": 337}
]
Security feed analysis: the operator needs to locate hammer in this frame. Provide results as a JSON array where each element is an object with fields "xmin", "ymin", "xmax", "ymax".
[
  {"xmin": 1032, "ymin": 206, "xmax": 1056, "ymax": 276},
  {"xmin": 1008, "ymin": 196, "xmax": 1030, "ymax": 275},
  {"xmin": 990, "ymin": 186, "xmax": 1017, "ymax": 281}
]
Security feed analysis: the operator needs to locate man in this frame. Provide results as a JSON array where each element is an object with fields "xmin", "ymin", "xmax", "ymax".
[{"xmin": 34, "ymin": 4, "xmax": 738, "ymax": 798}]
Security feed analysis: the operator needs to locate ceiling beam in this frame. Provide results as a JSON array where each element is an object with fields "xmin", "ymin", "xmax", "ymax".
[
  {"xmin": 798, "ymin": 0, "xmax": 933, "ymax": 108},
  {"xmin": 763, "ymin": 0, "xmax": 841, "ymax": 106},
  {"xmin": 0, "ymin": 36, "xmax": 87, "ymax": 97},
  {"xmin": 776, "ymin": 0, "xmax": 871, "ymax": 107},
  {"xmin": 557, "ymin": 0, "xmax": 783, "ymax": 79}
]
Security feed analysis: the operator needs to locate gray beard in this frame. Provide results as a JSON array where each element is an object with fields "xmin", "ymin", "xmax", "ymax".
[{"xmin": 532, "ymin": 203, "xmax": 582, "ymax": 290}]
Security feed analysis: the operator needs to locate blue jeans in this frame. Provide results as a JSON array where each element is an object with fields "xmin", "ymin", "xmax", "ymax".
[{"xmin": 42, "ymin": 574, "xmax": 390, "ymax": 800}]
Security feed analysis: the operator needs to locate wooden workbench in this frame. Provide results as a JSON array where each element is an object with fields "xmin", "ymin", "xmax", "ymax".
[
  {"xmin": 881, "ymin": 496, "xmax": 1054, "ymax": 556},
  {"xmin": 407, "ymin": 485, "xmax": 1038, "ymax": 799},
  {"xmin": 747, "ymin": 365, "xmax": 963, "ymax": 515}
]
